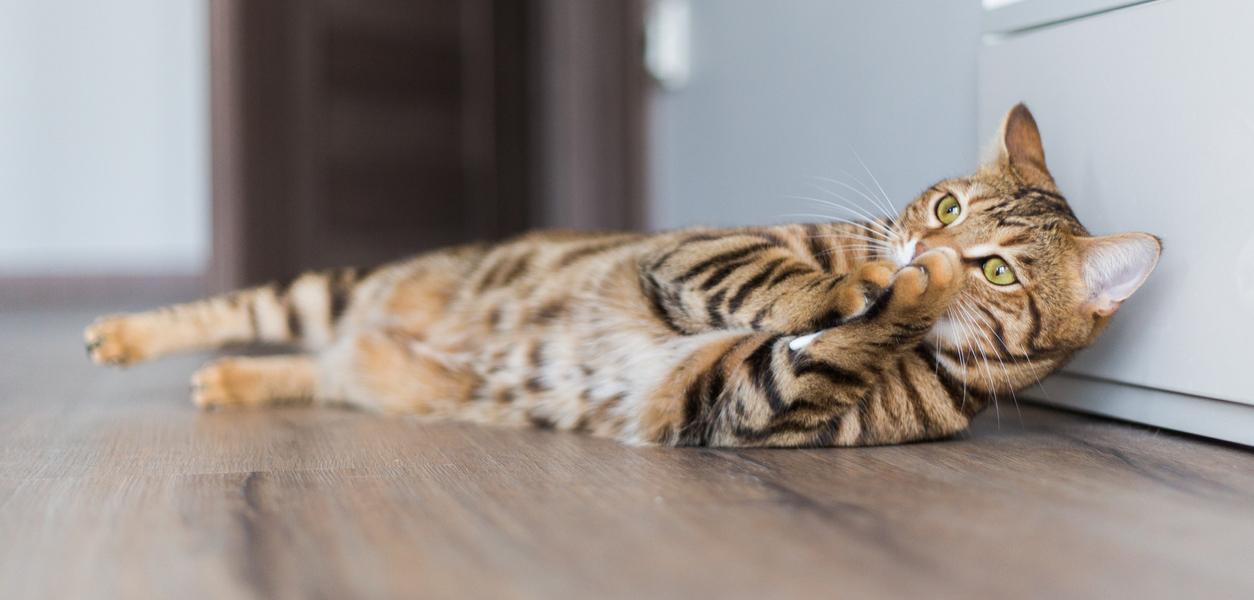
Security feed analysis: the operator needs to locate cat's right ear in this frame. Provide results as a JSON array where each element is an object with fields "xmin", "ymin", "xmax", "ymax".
[
  {"xmin": 1078, "ymin": 233, "xmax": 1162, "ymax": 317},
  {"xmin": 990, "ymin": 103, "xmax": 1056, "ymax": 189}
]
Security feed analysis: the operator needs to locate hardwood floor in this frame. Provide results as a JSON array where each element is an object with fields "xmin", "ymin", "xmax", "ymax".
[{"xmin": 2, "ymin": 308, "xmax": 1253, "ymax": 599}]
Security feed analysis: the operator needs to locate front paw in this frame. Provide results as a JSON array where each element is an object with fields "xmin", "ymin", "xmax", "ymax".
[
  {"xmin": 830, "ymin": 260, "xmax": 896, "ymax": 318},
  {"xmin": 881, "ymin": 247, "xmax": 962, "ymax": 317},
  {"xmin": 84, "ymin": 315, "xmax": 149, "ymax": 367}
]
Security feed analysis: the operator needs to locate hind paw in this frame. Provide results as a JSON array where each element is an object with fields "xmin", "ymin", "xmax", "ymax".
[{"xmin": 191, "ymin": 360, "xmax": 251, "ymax": 409}]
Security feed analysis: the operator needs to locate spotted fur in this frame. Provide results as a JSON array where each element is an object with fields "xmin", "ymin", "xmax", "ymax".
[{"xmin": 84, "ymin": 104, "xmax": 1160, "ymax": 447}]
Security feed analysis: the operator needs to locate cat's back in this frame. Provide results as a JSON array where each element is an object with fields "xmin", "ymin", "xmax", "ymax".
[
  {"xmin": 445, "ymin": 224, "xmax": 807, "ymax": 317},
  {"xmin": 464, "ymin": 229, "xmax": 656, "ymax": 296},
  {"xmin": 420, "ymin": 230, "xmax": 659, "ymax": 340}
]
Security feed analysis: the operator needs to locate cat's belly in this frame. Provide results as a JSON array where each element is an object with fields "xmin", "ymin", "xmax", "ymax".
[{"xmin": 467, "ymin": 318, "xmax": 737, "ymax": 442}]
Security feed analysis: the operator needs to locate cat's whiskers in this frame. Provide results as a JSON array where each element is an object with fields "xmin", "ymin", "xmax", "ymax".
[
  {"xmin": 956, "ymin": 300, "xmax": 1020, "ymax": 427},
  {"xmin": 808, "ymin": 231, "xmax": 894, "ymax": 257},
  {"xmin": 851, "ymin": 151, "xmax": 901, "ymax": 221},
  {"xmin": 841, "ymin": 157, "xmax": 912, "ymax": 259},
  {"xmin": 795, "ymin": 212, "xmax": 896, "ymax": 241},
  {"xmin": 811, "ymin": 176, "xmax": 897, "ymax": 223},
  {"xmin": 942, "ymin": 305, "xmax": 972, "ymax": 416},
  {"xmin": 948, "ymin": 302, "xmax": 998, "ymax": 424},
  {"xmin": 831, "ymin": 168, "xmax": 895, "ymax": 220},
  {"xmin": 794, "ymin": 188, "xmax": 898, "ymax": 234},
  {"xmin": 959, "ymin": 297, "xmax": 1053, "ymax": 404},
  {"xmin": 778, "ymin": 208, "xmax": 893, "ymax": 237},
  {"xmin": 808, "ymin": 232, "xmax": 891, "ymax": 247},
  {"xmin": 817, "ymin": 245, "xmax": 890, "ymax": 260},
  {"xmin": 784, "ymin": 195, "xmax": 898, "ymax": 239},
  {"xmin": 816, "ymin": 247, "xmax": 890, "ymax": 264},
  {"xmin": 776, "ymin": 212, "xmax": 896, "ymax": 257},
  {"xmin": 959, "ymin": 299, "xmax": 1024, "ymax": 426}
]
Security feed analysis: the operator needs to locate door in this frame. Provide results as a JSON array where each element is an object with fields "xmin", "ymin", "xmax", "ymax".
[{"xmin": 210, "ymin": 0, "xmax": 536, "ymax": 288}]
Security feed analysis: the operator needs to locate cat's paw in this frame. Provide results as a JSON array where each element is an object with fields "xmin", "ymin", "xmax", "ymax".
[
  {"xmin": 84, "ymin": 315, "xmax": 149, "ymax": 367},
  {"xmin": 191, "ymin": 359, "xmax": 257, "ymax": 409},
  {"xmin": 831, "ymin": 260, "xmax": 896, "ymax": 318},
  {"xmin": 883, "ymin": 247, "xmax": 962, "ymax": 314}
]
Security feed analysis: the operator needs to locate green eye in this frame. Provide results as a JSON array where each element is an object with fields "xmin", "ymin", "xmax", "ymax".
[
  {"xmin": 935, "ymin": 195, "xmax": 961, "ymax": 225},
  {"xmin": 982, "ymin": 257, "xmax": 1017, "ymax": 286}
]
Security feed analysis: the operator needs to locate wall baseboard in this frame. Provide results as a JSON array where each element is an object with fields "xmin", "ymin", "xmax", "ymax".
[
  {"xmin": 0, "ymin": 275, "xmax": 208, "ymax": 310},
  {"xmin": 1026, "ymin": 372, "xmax": 1254, "ymax": 447}
]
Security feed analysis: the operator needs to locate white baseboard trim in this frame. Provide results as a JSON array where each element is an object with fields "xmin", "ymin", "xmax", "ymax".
[{"xmin": 1026, "ymin": 373, "xmax": 1254, "ymax": 447}]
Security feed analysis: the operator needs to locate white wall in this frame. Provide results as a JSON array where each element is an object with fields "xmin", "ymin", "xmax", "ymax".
[
  {"xmin": 0, "ymin": 0, "xmax": 208, "ymax": 276},
  {"xmin": 649, "ymin": 0, "xmax": 982, "ymax": 230}
]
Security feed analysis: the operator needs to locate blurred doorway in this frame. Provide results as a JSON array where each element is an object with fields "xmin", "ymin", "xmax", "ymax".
[{"xmin": 210, "ymin": 0, "xmax": 646, "ymax": 290}]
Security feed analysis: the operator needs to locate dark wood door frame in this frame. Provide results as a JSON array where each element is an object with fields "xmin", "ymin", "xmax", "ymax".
[
  {"xmin": 533, "ymin": 0, "xmax": 648, "ymax": 232},
  {"xmin": 210, "ymin": 0, "xmax": 647, "ymax": 292}
]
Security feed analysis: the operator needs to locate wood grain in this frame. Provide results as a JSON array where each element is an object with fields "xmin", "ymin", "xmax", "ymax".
[{"xmin": 2, "ymin": 309, "xmax": 1253, "ymax": 599}]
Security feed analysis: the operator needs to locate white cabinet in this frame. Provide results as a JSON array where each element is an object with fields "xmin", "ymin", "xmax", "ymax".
[{"xmin": 979, "ymin": 0, "xmax": 1254, "ymax": 444}]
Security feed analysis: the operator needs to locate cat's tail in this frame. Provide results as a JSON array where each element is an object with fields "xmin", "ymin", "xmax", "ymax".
[{"xmin": 84, "ymin": 266, "xmax": 376, "ymax": 367}]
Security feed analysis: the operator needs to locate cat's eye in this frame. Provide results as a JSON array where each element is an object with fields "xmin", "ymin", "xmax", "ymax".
[
  {"xmin": 982, "ymin": 257, "xmax": 1017, "ymax": 286},
  {"xmin": 935, "ymin": 195, "xmax": 961, "ymax": 225}
]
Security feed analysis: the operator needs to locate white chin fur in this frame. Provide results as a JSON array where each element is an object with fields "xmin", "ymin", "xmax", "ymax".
[{"xmin": 926, "ymin": 317, "xmax": 965, "ymax": 350}]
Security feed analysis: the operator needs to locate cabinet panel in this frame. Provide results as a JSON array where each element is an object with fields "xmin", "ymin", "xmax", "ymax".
[{"xmin": 979, "ymin": 0, "xmax": 1254, "ymax": 410}]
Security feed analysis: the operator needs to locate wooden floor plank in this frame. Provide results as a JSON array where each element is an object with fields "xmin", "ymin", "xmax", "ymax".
[{"xmin": 2, "ymin": 309, "xmax": 1253, "ymax": 599}]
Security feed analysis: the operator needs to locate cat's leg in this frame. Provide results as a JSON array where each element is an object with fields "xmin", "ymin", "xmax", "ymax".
[
  {"xmin": 645, "ymin": 247, "xmax": 970, "ymax": 447},
  {"xmin": 191, "ymin": 355, "xmax": 319, "ymax": 409},
  {"xmin": 85, "ymin": 245, "xmax": 482, "ymax": 367},
  {"xmin": 312, "ymin": 330, "xmax": 483, "ymax": 415},
  {"xmin": 190, "ymin": 332, "xmax": 482, "ymax": 413},
  {"xmin": 641, "ymin": 228, "xmax": 898, "ymax": 335},
  {"xmin": 85, "ymin": 267, "xmax": 371, "ymax": 367}
]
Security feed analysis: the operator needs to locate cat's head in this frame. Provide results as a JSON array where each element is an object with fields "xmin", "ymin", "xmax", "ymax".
[{"xmin": 889, "ymin": 103, "xmax": 1161, "ymax": 392}]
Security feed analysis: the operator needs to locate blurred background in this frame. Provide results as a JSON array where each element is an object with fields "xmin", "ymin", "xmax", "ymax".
[
  {"xmin": 0, "ymin": 0, "xmax": 979, "ymax": 303},
  {"xmin": 2, "ymin": 0, "xmax": 1253, "ymax": 441}
]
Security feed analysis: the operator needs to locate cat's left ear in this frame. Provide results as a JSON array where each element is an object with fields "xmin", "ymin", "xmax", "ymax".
[
  {"xmin": 993, "ymin": 103, "xmax": 1056, "ymax": 189},
  {"xmin": 1078, "ymin": 233, "xmax": 1162, "ymax": 317}
]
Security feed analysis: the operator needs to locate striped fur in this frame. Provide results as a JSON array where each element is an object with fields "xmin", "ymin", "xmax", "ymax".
[{"xmin": 84, "ymin": 104, "xmax": 1159, "ymax": 447}]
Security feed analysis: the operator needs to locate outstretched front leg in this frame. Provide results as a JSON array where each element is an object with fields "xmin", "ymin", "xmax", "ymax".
[
  {"xmin": 84, "ymin": 267, "xmax": 370, "ymax": 367},
  {"xmin": 646, "ymin": 247, "xmax": 975, "ymax": 447},
  {"xmin": 84, "ymin": 245, "xmax": 484, "ymax": 367}
]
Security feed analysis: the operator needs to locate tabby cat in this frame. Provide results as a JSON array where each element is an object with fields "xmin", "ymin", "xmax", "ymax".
[{"xmin": 85, "ymin": 104, "xmax": 1160, "ymax": 447}]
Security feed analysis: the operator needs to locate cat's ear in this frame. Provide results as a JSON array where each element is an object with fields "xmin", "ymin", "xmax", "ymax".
[
  {"xmin": 994, "ymin": 103, "xmax": 1055, "ymax": 188},
  {"xmin": 1078, "ymin": 233, "xmax": 1162, "ymax": 317}
]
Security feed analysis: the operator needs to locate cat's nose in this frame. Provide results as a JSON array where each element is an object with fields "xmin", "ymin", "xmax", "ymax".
[{"xmin": 912, "ymin": 241, "xmax": 930, "ymax": 260}]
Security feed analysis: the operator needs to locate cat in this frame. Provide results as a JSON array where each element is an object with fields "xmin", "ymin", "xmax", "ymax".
[{"xmin": 84, "ymin": 104, "xmax": 1160, "ymax": 447}]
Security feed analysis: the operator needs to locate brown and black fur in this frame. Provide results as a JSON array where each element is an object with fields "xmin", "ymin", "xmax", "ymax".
[{"xmin": 84, "ymin": 104, "xmax": 1161, "ymax": 447}]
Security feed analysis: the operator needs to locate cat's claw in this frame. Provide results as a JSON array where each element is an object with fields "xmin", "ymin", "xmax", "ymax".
[{"xmin": 789, "ymin": 331, "xmax": 822, "ymax": 351}]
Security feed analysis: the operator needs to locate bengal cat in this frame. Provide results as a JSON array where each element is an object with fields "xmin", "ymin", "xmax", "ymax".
[{"xmin": 85, "ymin": 104, "xmax": 1160, "ymax": 447}]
